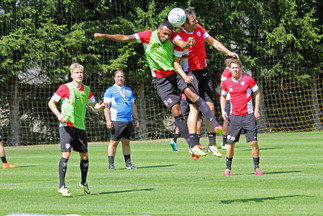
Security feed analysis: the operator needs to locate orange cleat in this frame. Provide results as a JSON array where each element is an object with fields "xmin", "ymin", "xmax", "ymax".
[{"xmin": 2, "ymin": 162, "xmax": 16, "ymax": 169}]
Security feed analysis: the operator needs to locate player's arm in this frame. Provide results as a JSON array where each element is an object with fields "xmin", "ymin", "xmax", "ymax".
[
  {"xmin": 205, "ymin": 36, "xmax": 239, "ymax": 60},
  {"xmin": 89, "ymin": 102, "xmax": 106, "ymax": 110},
  {"xmin": 131, "ymin": 102, "xmax": 140, "ymax": 128},
  {"xmin": 220, "ymin": 93, "xmax": 228, "ymax": 121},
  {"xmin": 173, "ymin": 56, "xmax": 193, "ymax": 83},
  {"xmin": 48, "ymin": 98, "xmax": 67, "ymax": 123},
  {"xmin": 94, "ymin": 33, "xmax": 137, "ymax": 43},
  {"xmin": 174, "ymin": 37, "xmax": 196, "ymax": 49},
  {"xmin": 104, "ymin": 102, "xmax": 113, "ymax": 129},
  {"xmin": 253, "ymin": 90, "xmax": 261, "ymax": 121}
]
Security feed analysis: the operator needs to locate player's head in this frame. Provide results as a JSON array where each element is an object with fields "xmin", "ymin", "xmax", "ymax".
[
  {"xmin": 224, "ymin": 56, "xmax": 234, "ymax": 67},
  {"xmin": 230, "ymin": 59, "xmax": 242, "ymax": 78},
  {"xmin": 157, "ymin": 21, "xmax": 173, "ymax": 44},
  {"xmin": 183, "ymin": 8, "xmax": 198, "ymax": 31},
  {"xmin": 114, "ymin": 70, "xmax": 124, "ymax": 87},
  {"xmin": 70, "ymin": 63, "xmax": 84, "ymax": 83}
]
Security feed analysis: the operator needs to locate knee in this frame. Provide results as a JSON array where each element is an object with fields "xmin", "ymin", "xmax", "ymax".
[{"xmin": 62, "ymin": 152, "xmax": 71, "ymax": 159}]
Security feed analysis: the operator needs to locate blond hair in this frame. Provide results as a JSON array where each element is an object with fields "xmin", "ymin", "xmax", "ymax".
[{"xmin": 70, "ymin": 63, "xmax": 84, "ymax": 74}]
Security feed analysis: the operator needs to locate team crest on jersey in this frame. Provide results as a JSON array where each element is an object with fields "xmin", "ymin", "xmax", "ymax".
[
  {"xmin": 197, "ymin": 31, "xmax": 201, "ymax": 37},
  {"xmin": 65, "ymin": 143, "xmax": 71, "ymax": 149},
  {"xmin": 229, "ymin": 88, "xmax": 233, "ymax": 92},
  {"xmin": 241, "ymin": 81, "xmax": 245, "ymax": 86}
]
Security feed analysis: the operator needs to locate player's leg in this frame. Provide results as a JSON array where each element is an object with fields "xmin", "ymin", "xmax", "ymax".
[
  {"xmin": 183, "ymin": 87, "xmax": 223, "ymax": 135},
  {"xmin": 0, "ymin": 139, "xmax": 16, "ymax": 169},
  {"xmin": 244, "ymin": 114, "xmax": 263, "ymax": 175},
  {"xmin": 223, "ymin": 114, "xmax": 242, "ymax": 176},
  {"xmin": 58, "ymin": 127, "xmax": 72, "ymax": 196},
  {"xmin": 222, "ymin": 100, "xmax": 231, "ymax": 149},
  {"xmin": 121, "ymin": 122, "xmax": 136, "ymax": 169},
  {"xmin": 196, "ymin": 115, "xmax": 205, "ymax": 149},
  {"xmin": 108, "ymin": 140, "xmax": 119, "ymax": 170},
  {"xmin": 170, "ymin": 126, "xmax": 179, "ymax": 151}
]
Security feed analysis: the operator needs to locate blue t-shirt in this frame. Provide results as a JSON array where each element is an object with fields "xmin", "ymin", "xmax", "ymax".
[{"xmin": 104, "ymin": 84, "xmax": 135, "ymax": 122}]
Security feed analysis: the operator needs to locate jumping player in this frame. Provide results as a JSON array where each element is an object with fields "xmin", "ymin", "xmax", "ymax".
[
  {"xmin": 174, "ymin": 8, "xmax": 239, "ymax": 158},
  {"xmin": 94, "ymin": 20, "xmax": 224, "ymax": 158}
]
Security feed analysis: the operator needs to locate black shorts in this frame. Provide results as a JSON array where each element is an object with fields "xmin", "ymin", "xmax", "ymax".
[
  {"xmin": 110, "ymin": 121, "xmax": 133, "ymax": 141},
  {"xmin": 227, "ymin": 113, "xmax": 257, "ymax": 143},
  {"xmin": 59, "ymin": 127, "xmax": 88, "ymax": 153},
  {"xmin": 225, "ymin": 100, "xmax": 231, "ymax": 115},
  {"xmin": 152, "ymin": 72, "xmax": 189, "ymax": 109},
  {"xmin": 187, "ymin": 67, "xmax": 215, "ymax": 103}
]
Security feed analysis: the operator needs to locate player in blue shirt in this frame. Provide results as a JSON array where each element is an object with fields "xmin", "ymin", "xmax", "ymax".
[{"xmin": 104, "ymin": 70, "xmax": 140, "ymax": 170}]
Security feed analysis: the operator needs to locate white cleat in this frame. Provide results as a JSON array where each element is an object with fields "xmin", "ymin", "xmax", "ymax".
[
  {"xmin": 207, "ymin": 145, "xmax": 222, "ymax": 158},
  {"xmin": 58, "ymin": 186, "xmax": 71, "ymax": 197},
  {"xmin": 189, "ymin": 145, "xmax": 206, "ymax": 156}
]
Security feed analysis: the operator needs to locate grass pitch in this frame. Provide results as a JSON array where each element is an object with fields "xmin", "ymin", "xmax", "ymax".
[{"xmin": 1, "ymin": 131, "xmax": 323, "ymax": 215}]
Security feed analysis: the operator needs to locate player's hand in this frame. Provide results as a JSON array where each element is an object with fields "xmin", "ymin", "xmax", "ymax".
[
  {"xmin": 106, "ymin": 120, "xmax": 113, "ymax": 129},
  {"xmin": 228, "ymin": 52, "xmax": 239, "ymax": 60},
  {"xmin": 184, "ymin": 75, "xmax": 193, "ymax": 84},
  {"xmin": 135, "ymin": 119, "xmax": 140, "ymax": 128},
  {"xmin": 222, "ymin": 111, "xmax": 228, "ymax": 121},
  {"xmin": 94, "ymin": 33, "xmax": 104, "ymax": 40},
  {"xmin": 254, "ymin": 110, "xmax": 260, "ymax": 121},
  {"xmin": 187, "ymin": 37, "xmax": 196, "ymax": 46},
  {"xmin": 57, "ymin": 114, "xmax": 68, "ymax": 123}
]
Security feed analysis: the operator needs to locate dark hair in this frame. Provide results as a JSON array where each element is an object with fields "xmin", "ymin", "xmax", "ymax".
[
  {"xmin": 114, "ymin": 70, "xmax": 124, "ymax": 77},
  {"xmin": 159, "ymin": 20, "xmax": 173, "ymax": 30},
  {"xmin": 230, "ymin": 59, "xmax": 242, "ymax": 67},
  {"xmin": 184, "ymin": 8, "xmax": 195, "ymax": 24}
]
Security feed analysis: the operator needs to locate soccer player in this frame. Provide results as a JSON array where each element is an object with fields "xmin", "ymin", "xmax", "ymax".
[
  {"xmin": 104, "ymin": 70, "xmax": 140, "ymax": 170},
  {"xmin": 0, "ymin": 136, "xmax": 16, "ymax": 169},
  {"xmin": 94, "ymin": 20, "xmax": 223, "ymax": 158},
  {"xmin": 48, "ymin": 63, "xmax": 106, "ymax": 197},
  {"xmin": 174, "ymin": 8, "xmax": 239, "ymax": 158},
  {"xmin": 219, "ymin": 56, "xmax": 234, "ymax": 150},
  {"xmin": 220, "ymin": 59, "xmax": 263, "ymax": 176}
]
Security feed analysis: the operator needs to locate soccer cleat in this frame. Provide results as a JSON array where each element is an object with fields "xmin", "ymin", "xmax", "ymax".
[
  {"xmin": 207, "ymin": 145, "xmax": 222, "ymax": 158},
  {"xmin": 2, "ymin": 163, "xmax": 16, "ymax": 169},
  {"xmin": 126, "ymin": 163, "xmax": 137, "ymax": 169},
  {"xmin": 170, "ymin": 140, "xmax": 178, "ymax": 151},
  {"xmin": 214, "ymin": 125, "xmax": 224, "ymax": 135},
  {"xmin": 189, "ymin": 145, "xmax": 206, "ymax": 157},
  {"xmin": 79, "ymin": 182, "xmax": 91, "ymax": 194},
  {"xmin": 191, "ymin": 154, "xmax": 200, "ymax": 160},
  {"xmin": 198, "ymin": 144, "xmax": 205, "ymax": 150},
  {"xmin": 223, "ymin": 169, "xmax": 231, "ymax": 176},
  {"xmin": 255, "ymin": 168, "xmax": 264, "ymax": 175},
  {"xmin": 221, "ymin": 143, "xmax": 228, "ymax": 150},
  {"xmin": 108, "ymin": 164, "xmax": 116, "ymax": 170},
  {"xmin": 58, "ymin": 186, "xmax": 71, "ymax": 197}
]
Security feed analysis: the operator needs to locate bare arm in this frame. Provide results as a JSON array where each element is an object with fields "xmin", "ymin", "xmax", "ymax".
[
  {"xmin": 89, "ymin": 102, "xmax": 106, "ymax": 110},
  {"xmin": 174, "ymin": 37, "xmax": 196, "ymax": 49},
  {"xmin": 104, "ymin": 103, "xmax": 113, "ymax": 129},
  {"xmin": 94, "ymin": 33, "xmax": 137, "ymax": 43},
  {"xmin": 48, "ymin": 99, "xmax": 67, "ymax": 123},
  {"xmin": 205, "ymin": 36, "xmax": 239, "ymax": 59},
  {"xmin": 131, "ymin": 102, "xmax": 140, "ymax": 128},
  {"xmin": 253, "ymin": 90, "xmax": 261, "ymax": 121},
  {"xmin": 173, "ymin": 56, "xmax": 193, "ymax": 83},
  {"xmin": 220, "ymin": 94, "xmax": 228, "ymax": 120}
]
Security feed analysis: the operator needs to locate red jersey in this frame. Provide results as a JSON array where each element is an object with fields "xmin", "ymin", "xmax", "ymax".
[
  {"xmin": 221, "ymin": 75, "xmax": 259, "ymax": 115},
  {"xmin": 174, "ymin": 24, "xmax": 209, "ymax": 71},
  {"xmin": 134, "ymin": 30, "xmax": 180, "ymax": 78},
  {"xmin": 220, "ymin": 67, "xmax": 232, "ymax": 100}
]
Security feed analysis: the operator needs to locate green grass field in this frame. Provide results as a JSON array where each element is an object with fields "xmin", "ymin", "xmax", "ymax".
[{"xmin": 1, "ymin": 131, "xmax": 323, "ymax": 216}]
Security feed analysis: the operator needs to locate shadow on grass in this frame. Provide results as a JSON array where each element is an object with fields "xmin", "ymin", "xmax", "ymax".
[
  {"xmin": 134, "ymin": 164, "xmax": 176, "ymax": 169},
  {"xmin": 263, "ymin": 170, "xmax": 301, "ymax": 175},
  {"xmin": 220, "ymin": 194, "xmax": 311, "ymax": 204},
  {"xmin": 92, "ymin": 188, "xmax": 154, "ymax": 196},
  {"xmin": 239, "ymin": 147, "xmax": 282, "ymax": 151}
]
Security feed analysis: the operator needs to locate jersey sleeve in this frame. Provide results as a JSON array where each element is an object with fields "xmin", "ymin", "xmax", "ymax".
[
  {"xmin": 174, "ymin": 45, "xmax": 184, "ymax": 57},
  {"xmin": 133, "ymin": 30, "xmax": 152, "ymax": 44},
  {"xmin": 52, "ymin": 84, "xmax": 68, "ymax": 102},
  {"xmin": 197, "ymin": 24, "xmax": 209, "ymax": 39},
  {"xmin": 221, "ymin": 80, "xmax": 229, "ymax": 96},
  {"xmin": 248, "ymin": 77, "xmax": 259, "ymax": 92},
  {"xmin": 221, "ymin": 68, "xmax": 232, "ymax": 81},
  {"xmin": 88, "ymin": 89, "xmax": 95, "ymax": 103},
  {"xmin": 103, "ymin": 88, "xmax": 112, "ymax": 104}
]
